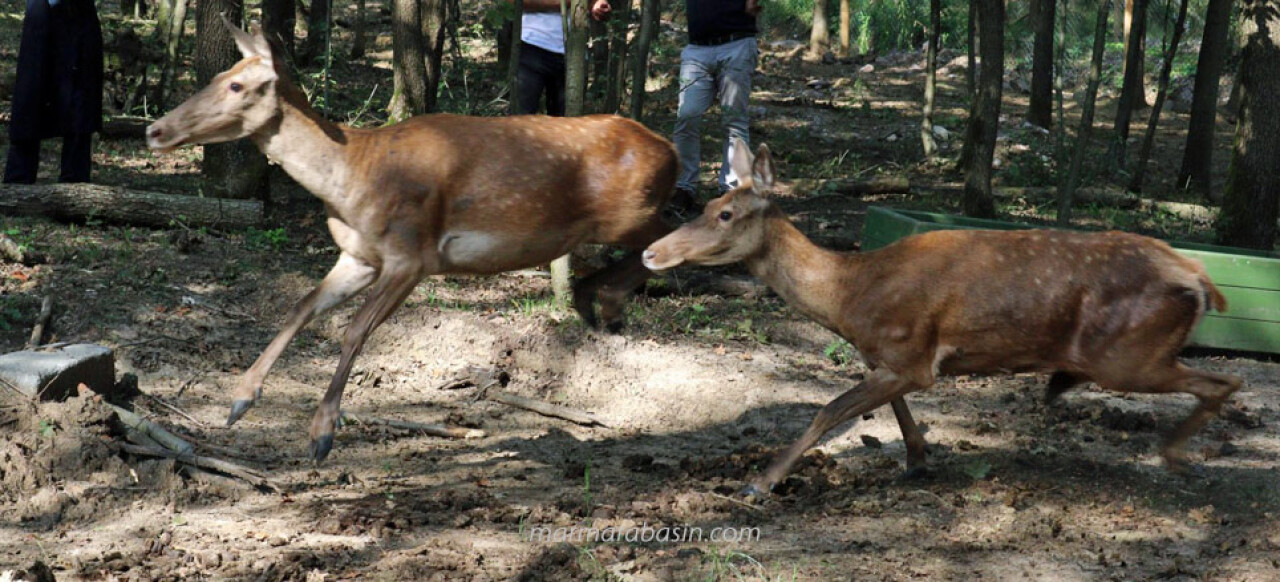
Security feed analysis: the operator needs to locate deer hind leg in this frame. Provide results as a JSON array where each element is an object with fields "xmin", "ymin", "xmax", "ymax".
[
  {"xmin": 309, "ymin": 264, "xmax": 422, "ymax": 463},
  {"xmin": 573, "ymin": 216, "xmax": 672, "ymax": 332},
  {"xmin": 229, "ymin": 253, "xmax": 377, "ymax": 426},
  {"xmin": 1158, "ymin": 366, "xmax": 1242, "ymax": 471},
  {"xmin": 744, "ymin": 368, "xmax": 925, "ymax": 496},
  {"xmin": 890, "ymin": 397, "xmax": 929, "ymax": 478}
]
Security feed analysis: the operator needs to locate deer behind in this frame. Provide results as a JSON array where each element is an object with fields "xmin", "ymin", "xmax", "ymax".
[
  {"xmin": 146, "ymin": 20, "xmax": 677, "ymax": 461},
  {"xmin": 643, "ymin": 138, "xmax": 1243, "ymax": 496}
]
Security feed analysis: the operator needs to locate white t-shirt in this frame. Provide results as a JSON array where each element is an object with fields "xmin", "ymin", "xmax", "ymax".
[{"xmin": 522, "ymin": 13, "xmax": 565, "ymax": 54}]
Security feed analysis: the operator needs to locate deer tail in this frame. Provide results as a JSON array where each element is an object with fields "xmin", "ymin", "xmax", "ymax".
[{"xmin": 1202, "ymin": 275, "xmax": 1228, "ymax": 314}]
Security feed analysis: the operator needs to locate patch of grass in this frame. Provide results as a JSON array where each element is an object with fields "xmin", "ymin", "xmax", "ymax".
[
  {"xmin": 823, "ymin": 339, "xmax": 856, "ymax": 367},
  {"xmin": 244, "ymin": 227, "xmax": 289, "ymax": 251}
]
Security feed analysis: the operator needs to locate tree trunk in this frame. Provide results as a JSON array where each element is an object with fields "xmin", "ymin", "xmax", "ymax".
[
  {"xmin": 262, "ymin": 0, "xmax": 296, "ymax": 59},
  {"xmin": 1121, "ymin": 0, "xmax": 1148, "ymax": 103},
  {"xmin": 422, "ymin": 0, "xmax": 449, "ymax": 113},
  {"xmin": 556, "ymin": 0, "xmax": 591, "ymax": 303},
  {"xmin": 507, "ymin": 2, "xmax": 522, "ymax": 115},
  {"xmin": 962, "ymin": 0, "xmax": 1004, "ymax": 218},
  {"xmin": 589, "ymin": 18, "xmax": 610, "ymax": 108},
  {"xmin": 604, "ymin": 0, "xmax": 632, "ymax": 113},
  {"xmin": 920, "ymin": 0, "xmax": 940, "ymax": 159},
  {"xmin": 301, "ymin": 0, "xmax": 332, "ymax": 65},
  {"xmin": 1111, "ymin": 0, "xmax": 1148, "ymax": 164},
  {"xmin": 629, "ymin": 0, "xmax": 659, "ymax": 121},
  {"xmin": 196, "ymin": 0, "xmax": 270, "ymax": 201},
  {"xmin": 389, "ymin": 0, "xmax": 428, "ymax": 120},
  {"xmin": 350, "ymin": 0, "xmax": 366, "ymax": 58},
  {"xmin": 1059, "ymin": 0, "xmax": 1112, "ymax": 225},
  {"xmin": 1127, "ymin": 0, "xmax": 1189, "ymax": 193},
  {"xmin": 839, "ymin": 0, "xmax": 850, "ymax": 57},
  {"xmin": 154, "ymin": 0, "xmax": 189, "ymax": 109},
  {"xmin": 0, "ymin": 184, "xmax": 262, "ymax": 228},
  {"xmin": 1028, "ymin": 0, "xmax": 1055, "ymax": 129},
  {"xmin": 810, "ymin": 0, "xmax": 829, "ymax": 57},
  {"xmin": 966, "ymin": 0, "xmax": 978, "ymax": 97},
  {"xmin": 1054, "ymin": 0, "xmax": 1067, "ymax": 158},
  {"xmin": 1178, "ymin": 0, "xmax": 1234, "ymax": 201},
  {"xmin": 1218, "ymin": 0, "xmax": 1280, "ymax": 250}
]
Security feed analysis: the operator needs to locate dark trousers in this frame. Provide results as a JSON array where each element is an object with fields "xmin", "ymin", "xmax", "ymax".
[
  {"xmin": 4, "ymin": 134, "xmax": 93, "ymax": 184},
  {"xmin": 516, "ymin": 42, "xmax": 565, "ymax": 117}
]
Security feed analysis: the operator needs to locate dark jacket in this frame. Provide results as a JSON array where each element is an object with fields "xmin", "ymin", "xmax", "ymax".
[
  {"xmin": 10, "ymin": 0, "xmax": 104, "ymax": 140},
  {"xmin": 685, "ymin": 0, "xmax": 757, "ymax": 44}
]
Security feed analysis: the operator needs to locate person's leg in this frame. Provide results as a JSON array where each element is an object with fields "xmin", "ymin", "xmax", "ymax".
[
  {"xmin": 673, "ymin": 45, "xmax": 717, "ymax": 194},
  {"xmin": 59, "ymin": 132, "xmax": 92, "ymax": 183},
  {"xmin": 517, "ymin": 42, "xmax": 549, "ymax": 115},
  {"xmin": 715, "ymin": 38, "xmax": 758, "ymax": 191},
  {"xmin": 545, "ymin": 50, "xmax": 566, "ymax": 117},
  {"xmin": 3, "ymin": 139, "xmax": 40, "ymax": 184}
]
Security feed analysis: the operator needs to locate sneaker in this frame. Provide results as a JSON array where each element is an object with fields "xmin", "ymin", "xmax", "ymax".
[{"xmin": 668, "ymin": 187, "xmax": 701, "ymax": 220}]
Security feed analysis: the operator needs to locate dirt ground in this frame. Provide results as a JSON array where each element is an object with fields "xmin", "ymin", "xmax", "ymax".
[{"xmin": 2, "ymin": 3, "xmax": 1279, "ymax": 581}]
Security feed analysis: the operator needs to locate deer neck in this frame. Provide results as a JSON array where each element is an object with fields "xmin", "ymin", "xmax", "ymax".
[
  {"xmin": 251, "ymin": 95, "xmax": 352, "ymax": 211},
  {"xmin": 743, "ymin": 207, "xmax": 858, "ymax": 332}
]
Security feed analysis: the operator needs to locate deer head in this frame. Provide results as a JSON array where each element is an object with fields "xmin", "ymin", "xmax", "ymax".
[
  {"xmin": 146, "ymin": 16, "xmax": 281, "ymax": 152},
  {"xmin": 643, "ymin": 138, "xmax": 776, "ymax": 271}
]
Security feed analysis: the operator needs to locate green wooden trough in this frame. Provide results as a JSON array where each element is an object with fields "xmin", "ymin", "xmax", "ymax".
[{"xmin": 860, "ymin": 206, "xmax": 1280, "ymax": 355}]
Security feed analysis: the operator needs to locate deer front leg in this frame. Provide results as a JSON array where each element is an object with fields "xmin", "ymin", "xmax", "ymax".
[
  {"xmin": 228, "ymin": 253, "xmax": 377, "ymax": 426},
  {"xmin": 743, "ymin": 368, "xmax": 922, "ymax": 497},
  {"xmin": 309, "ymin": 264, "xmax": 422, "ymax": 462}
]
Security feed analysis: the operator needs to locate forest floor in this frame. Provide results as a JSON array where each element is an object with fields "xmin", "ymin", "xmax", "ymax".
[{"xmin": 1, "ymin": 2, "xmax": 1278, "ymax": 581}]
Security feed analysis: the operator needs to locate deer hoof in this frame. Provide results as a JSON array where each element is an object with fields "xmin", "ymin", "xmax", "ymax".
[
  {"xmin": 309, "ymin": 433, "xmax": 335, "ymax": 464},
  {"xmin": 605, "ymin": 320, "xmax": 625, "ymax": 334},
  {"xmin": 227, "ymin": 399, "xmax": 256, "ymax": 427},
  {"xmin": 900, "ymin": 466, "xmax": 931, "ymax": 481}
]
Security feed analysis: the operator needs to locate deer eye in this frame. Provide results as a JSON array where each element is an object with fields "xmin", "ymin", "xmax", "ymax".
[
  {"xmin": 718, "ymin": 210, "xmax": 733, "ymax": 222},
  {"xmin": 229, "ymin": 82, "xmax": 244, "ymax": 93}
]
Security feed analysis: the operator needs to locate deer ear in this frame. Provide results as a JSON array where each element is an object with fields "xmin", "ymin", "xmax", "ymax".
[
  {"xmin": 223, "ymin": 14, "xmax": 270, "ymax": 63},
  {"xmin": 728, "ymin": 137, "xmax": 754, "ymax": 189},
  {"xmin": 247, "ymin": 22, "xmax": 274, "ymax": 60},
  {"xmin": 751, "ymin": 143, "xmax": 775, "ymax": 194}
]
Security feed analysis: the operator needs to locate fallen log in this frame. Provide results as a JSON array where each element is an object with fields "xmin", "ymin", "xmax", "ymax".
[
  {"xmin": 0, "ymin": 183, "xmax": 262, "ymax": 229},
  {"xmin": 340, "ymin": 411, "xmax": 487, "ymax": 439},
  {"xmin": 99, "ymin": 116, "xmax": 151, "ymax": 140},
  {"xmin": 119, "ymin": 443, "xmax": 280, "ymax": 493}
]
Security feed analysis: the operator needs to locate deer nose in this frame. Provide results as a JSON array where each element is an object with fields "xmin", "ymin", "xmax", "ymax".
[
  {"xmin": 147, "ymin": 126, "xmax": 163, "ymax": 140},
  {"xmin": 642, "ymin": 249, "xmax": 656, "ymax": 263}
]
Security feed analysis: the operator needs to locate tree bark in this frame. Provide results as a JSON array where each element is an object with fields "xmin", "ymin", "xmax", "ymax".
[
  {"xmin": 1059, "ymin": 0, "xmax": 1113, "ymax": 225},
  {"xmin": 1121, "ymin": 0, "xmax": 1147, "ymax": 102},
  {"xmin": 350, "ymin": 0, "xmax": 366, "ymax": 58},
  {"xmin": 556, "ymin": 0, "xmax": 590, "ymax": 302},
  {"xmin": 154, "ymin": 0, "xmax": 189, "ymax": 109},
  {"xmin": 262, "ymin": 0, "xmax": 296, "ymax": 59},
  {"xmin": 1127, "ymin": 0, "xmax": 1189, "ymax": 193},
  {"xmin": 1218, "ymin": 0, "xmax": 1280, "ymax": 250},
  {"xmin": 962, "ymin": 0, "xmax": 1004, "ymax": 218},
  {"xmin": 0, "ymin": 184, "xmax": 263, "ymax": 228},
  {"xmin": 604, "ymin": 0, "xmax": 632, "ymax": 114},
  {"xmin": 196, "ymin": 0, "xmax": 270, "ymax": 201},
  {"xmin": 389, "ymin": 0, "xmax": 428, "ymax": 120},
  {"xmin": 1178, "ymin": 0, "xmax": 1234, "ymax": 201},
  {"xmin": 966, "ymin": 0, "xmax": 978, "ymax": 98},
  {"xmin": 301, "ymin": 0, "xmax": 332, "ymax": 65},
  {"xmin": 810, "ymin": 0, "xmax": 830, "ymax": 57},
  {"xmin": 1028, "ymin": 0, "xmax": 1056, "ymax": 129},
  {"xmin": 1112, "ymin": 0, "xmax": 1148, "ymax": 164},
  {"xmin": 920, "ymin": 0, "xmax": 940, "ymax": 159},
  {"xmin": 839, "ymin": 0, "xmax": 850, "ymax": 57},
  {"xmin": 629, "ymin": 0, "xmax": 659, "ymax": 120},
  {"xmin": 422, "ymin": 0, "xmax": 449, "ymax": 113},
  {"xmin": 507, "ymin": 1, "xmax": 523, "ymax": 115}
]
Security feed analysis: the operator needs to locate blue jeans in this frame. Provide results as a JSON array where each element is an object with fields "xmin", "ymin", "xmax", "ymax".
[{"xmin": 673, "ymin": 37, "xmax": 757, "ymax": 193}]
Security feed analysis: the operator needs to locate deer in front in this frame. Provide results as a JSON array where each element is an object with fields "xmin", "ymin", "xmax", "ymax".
[
  {"xmin": 146, "ymin": 20, "xmax": 677, "ymax": 462},
  {"xmin": 643, "ymin": 138, "xmax": 1243, "ymax": 496}
]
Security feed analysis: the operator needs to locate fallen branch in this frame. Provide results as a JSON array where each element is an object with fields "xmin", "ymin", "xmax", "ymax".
[
  {"xmin": 340, "ymin": 411, "xmax": 486, "ymax": 439},
  {"xmin": 107, "ymin": 402, "xmax": 195, "ymax": 456},
  {"xmin": 485, "ymin": 390, "xmax": 609, "ymax": 427},
  {"xmin": 0, "ymin": 183, "xmax": 262, "ymax": 229},
  {"xmin": 143, "ymin": 393, "xmax": 206, "ymax": 428},
  {"xmin": 26, "ymin": 296, "xmax": 53, "ymax": 349},
  {"xmin": 119, "ymin": 442, "xmax": 281, "ymax": 493}
]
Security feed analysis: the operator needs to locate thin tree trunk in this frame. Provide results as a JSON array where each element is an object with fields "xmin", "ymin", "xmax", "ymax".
[
  {"xmin": 390, "ymin": 0, "xmax": 428, "ymax": 120},
  {"xmin": 196, "ymin": 0, "xmax": 270, "ymax": 201},
  {"xmin": 629, "ymin": 0, "xmax": 659, "ymax": 121},
  {"xmin": 967, "ymin": 0, "xmax": 978, "ymax": 97},
  {"xmin": 1059, "ymin": 0, "xmax": 1112, "ymax": 225},
  {"xmin": 839, "ymin": 0, "xmax": 850, "ymax": 57},
  {"xmin": 589, "ymin": 18, "xmax": 610, "ymax": 108},
  {"xmin": 1121, "ymin": 0, "xmax": 1148, "ymax": 104},
  {"xmin": 1028, "ymin": 0, "xmax": 1056, "ymax": 128},
  {"xmin": 262, "ymin": 0, "xmax": 296, "ymax": 59},
  {"xmin": 507, "ymin": 1, "xmax": 523, "ymax": 115},
  {"xmin": 555, "ymin": 0, "xmax": 591, "ymax": 303},
  {"xmin": 422, "ymin": 0, "xmax": 449, "ymax": 113},
  {"xmin": 1112, "ymin": 0, "xmax": 1148, "ymax": 165},
  {"xmin": 1218, "ymin": 0, "xmax": 1280, "ymax": 250},
  {"xmin": 154, "ymin": 0, "xmax": 189, "ymax": 109},
  {"xmin": 1127, "ymin": 0, "xmax": 1189, "ymax": 193},
  {"xmin": 962, "ymin": 0, "xmax": 1004, "ymax": 218},
  {"xmin": 920, "ymin": 0, "xmax": 940, "ymax": 159},
  {"xmin": 810, "ymin": 0, "xmax": 829, "ymax": 57},
  {"xmin": 351, "ymin": 0, "xmax": 366, "ymax": 58},
  {"xmin": 604, "ymin": 0, "xmax": 632, "ymax": 113},
  {"xmin": 301, "ymin": 0, "xmax": 332, "ymax": 65},
  {"xmin": 1054, "ymin": 0, "xmax": 1067, "ymax": 159},
  {"xmin": 1178, "ymin": 0, "xmax": 1234, "ymax": 201}
]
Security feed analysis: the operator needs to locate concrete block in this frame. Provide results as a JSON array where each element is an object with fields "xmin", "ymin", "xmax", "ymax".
[{"xmin": 0, "ymin": 344, "xmax": 115, "ymax": 401}]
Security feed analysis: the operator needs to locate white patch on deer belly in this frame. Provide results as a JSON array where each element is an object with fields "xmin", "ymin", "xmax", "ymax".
[
  {"xmin": 438, "ymin": 231, "xmax": 505, "ymax": 268},
  {"xmin": 932, "ymin": 344, "xmax": 959, "ymax": 377}
]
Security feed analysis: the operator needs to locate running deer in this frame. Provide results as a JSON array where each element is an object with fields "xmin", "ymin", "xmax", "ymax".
[
  {"xmin": 147, "ymin": 19, "xmax": 677, "ymax": 461},
  {"xmin": 642, "ymin": 138, "xmax": 1243, "ymax": 496}
]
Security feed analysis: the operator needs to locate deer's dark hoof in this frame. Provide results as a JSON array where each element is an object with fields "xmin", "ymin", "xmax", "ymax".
[
  {"xmin": 572, "ymin": 298, "xmax": 599, "ymax": 330},
  {"xmin": 227, "ymin": 399, "xmax": 255, "ymax": 427},
  {"xmin": 309, "ymin": 434, "xmax": 335, "ymax": 464},
  {"xmin": 900, "ymin": 466, "xmax": 931, "ymax": 481},
  {"xmin": 605, "ymin": 320, "xmax": 625, "ymax": 334},
  {"xmin": 738, "ymin": 482, "xmax": 770, "ymax": 498}
]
